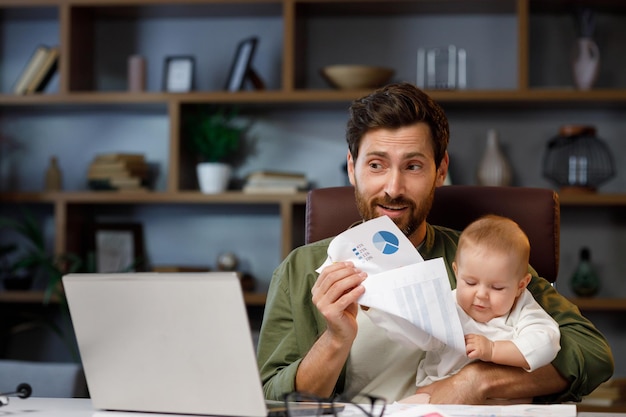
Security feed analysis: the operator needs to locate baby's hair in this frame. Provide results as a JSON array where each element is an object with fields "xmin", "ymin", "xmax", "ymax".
[{"xmin": 456, "ymin": 215, "xmax": 530, "ymax": 276}]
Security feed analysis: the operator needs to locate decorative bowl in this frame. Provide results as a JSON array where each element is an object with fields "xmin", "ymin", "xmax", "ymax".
[{"xmin": 321, "ymin": 65, "xmax": 394, "ymax": 90}]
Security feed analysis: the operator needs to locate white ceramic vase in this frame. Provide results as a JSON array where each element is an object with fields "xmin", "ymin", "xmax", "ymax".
[
  {"xmin": 476, "ymin": 129, "xmax": 512, "ymax": 187},
  {"xmin": 196, "ymin": 162, "xmax": 231, "ymax": 194},
  {"xmin": 572, "ymin": 37, "xmax": 600, "ymax": 91}
]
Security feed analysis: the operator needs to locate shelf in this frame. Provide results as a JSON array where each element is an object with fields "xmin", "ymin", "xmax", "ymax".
[
  {"xmin": 6, "ymin": 89, "xmax": 626, "ymax": 107},
  {"xmin": 559, "ymin": 193, "xmax": 626, "ymax": 207},
  {"xmin": 568, "ymin": 298, "xmax": 626, "ymax": 312},
  {"xmin": 6, "ymin": 190, "xmax": 626, "ymax": 208},
  {"xmin": 0, "ymin": 191, "xmax": 309, "ymax": 205},
  {"xmin": 0, "ymin": 289, "xmax": 267, "ymax": 307}
]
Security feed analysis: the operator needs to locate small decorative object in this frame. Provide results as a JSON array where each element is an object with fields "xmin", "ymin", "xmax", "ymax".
[
  {"xmin": 542, "ymin": 125, "xmax": 615, "ymax": 193},
  {"xmin": 416, "ymin": 45, "xmax": 467, "ymax": 90},
  {"xmin": 476, "ymin": 129, "xmax": 512, "ymax": 186},
  {"xmin": 184, "ymin": 106, "xmax": 249, "ymax": 194},
  {"xmin": 128, "ymin": 55, "xmax": 146, "ymax": 92},
  {"xmin": 217, "ymin": 252, "xmax": 239, "ymax": 271},
  {"xmin": 572, "ymin": 8, "xmax": 599, "ymax": 90},
  {"xmin": 44, "ymin": 155, "xmax": 62, "ymax": 191},
  {"xmin": 92, "ymin": 223, "xmax": 144, "ymax": 273},
  {"xmin": 163, "ymin": 55, "xmax": 195, "ymax": 92},
  {"xmin": 570, "ymin": 247, "xmax": 600, "ymax": 297},
  {"xmin": 321, "ymin": 65, "xmax": 394, "ymax": 90},
  {"xmin": 224, "ymin": 37, "xmax": 264, "ymax": 92}
]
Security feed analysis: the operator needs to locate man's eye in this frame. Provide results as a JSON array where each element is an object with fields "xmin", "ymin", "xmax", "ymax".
[
  {"xmin": 369, "ymin": 162, "xmax": 382, "ymax": 170},
  {"xmin": 407, "ymin": 164, "xmax": 422, "ymax": 171}
]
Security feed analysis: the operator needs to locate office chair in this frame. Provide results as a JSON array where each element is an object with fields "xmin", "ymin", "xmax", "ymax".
[{"xmin": 305, "ymin": 185, "xmax": 560, "ymax": 283}]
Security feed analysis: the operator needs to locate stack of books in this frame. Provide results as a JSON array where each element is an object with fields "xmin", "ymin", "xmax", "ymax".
[
  {"xmin": 13, "ymin": 45, "xmax": 60, "ymax": 95},
  {"xmin": 87, "ymin": 153, "xmax": 150, "ymax": 191},
  {"xmin": 242, "ymin": 170, "xmax": 309, "ymax": 194}
]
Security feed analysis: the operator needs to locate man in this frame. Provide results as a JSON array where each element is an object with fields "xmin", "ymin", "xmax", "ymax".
[{"xmin": 257, "ymin": 82, "xmax": 613, "ymax": 404}]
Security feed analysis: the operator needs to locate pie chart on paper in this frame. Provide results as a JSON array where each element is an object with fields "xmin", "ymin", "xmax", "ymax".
[{"xmin": 372, "ymin": 230, "xmax": 400, "ymax": 255}]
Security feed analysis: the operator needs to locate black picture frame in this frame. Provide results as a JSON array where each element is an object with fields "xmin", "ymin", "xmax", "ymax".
[
  {"xmin": 163, "ymin": 55, "xmax": 195, "ymax": 92},
  {"xmin": 91, "ymin": 223, "xmax": 145, "ymax": 273},
  {"xmin": 224, "ymin": 37, "xmax": 258, "ymax": 92}
]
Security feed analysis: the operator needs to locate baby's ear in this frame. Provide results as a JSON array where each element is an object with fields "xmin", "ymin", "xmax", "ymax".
[{"xmin": 518, "ymin": 272, "xmax": 532, "ymax": 294}]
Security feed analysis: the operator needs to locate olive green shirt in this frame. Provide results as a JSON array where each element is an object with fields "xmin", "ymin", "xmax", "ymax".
[{"xmin": 257, "ymin": 224, "xmax": 614, "ymax": 403}]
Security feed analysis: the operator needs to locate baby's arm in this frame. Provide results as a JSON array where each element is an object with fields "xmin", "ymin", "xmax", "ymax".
[{"xmin": 465, "ymin": 334, "xmax": 530, "ymax": 369}]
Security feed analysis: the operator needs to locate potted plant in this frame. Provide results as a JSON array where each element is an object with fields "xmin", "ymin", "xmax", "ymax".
[
  {"xmin": 184, "ymin": 106, "xmax": 250, "ymax": 193},
  {"xmin": 0, "ymin": 211, "xmax": 82, "ymax": 301},
  {"xmin": 0, "ymin": 211, "xmax": 83, "ymax": 360}
]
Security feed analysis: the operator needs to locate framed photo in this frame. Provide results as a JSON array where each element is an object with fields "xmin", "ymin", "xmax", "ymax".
[
  {"xmin": 224, "ymin": 37, "xmax": 258, "ymax": 92},
  {"xmin": 163, "ymin": 56, "xmax": 195, "ymax": 92},
  {"xmin": 92, "ymin": 223, "xmax": 144, "ymax": 273}
]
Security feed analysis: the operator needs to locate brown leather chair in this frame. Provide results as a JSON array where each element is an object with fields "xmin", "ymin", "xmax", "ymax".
[{"xmin": 305, "ymin": 185, "xmax": 560, "ymax": 282}]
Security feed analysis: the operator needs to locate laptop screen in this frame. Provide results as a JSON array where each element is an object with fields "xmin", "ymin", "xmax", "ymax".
[{"xmin": 63, "ymin": 272, "xmax": 269, "ymax": 417}]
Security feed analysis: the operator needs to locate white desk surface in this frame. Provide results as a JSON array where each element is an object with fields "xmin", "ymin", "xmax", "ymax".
[{"xmin": 1, "ymin": 398, "xmax": 625, "ymax": 417}]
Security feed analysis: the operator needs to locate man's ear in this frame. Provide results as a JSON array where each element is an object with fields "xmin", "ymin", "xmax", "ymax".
[
  {"xmin": 436, "ymin": 151, "xmax": 449, "ymax": 187},
  {"xmin": 347, "ymin": 152, "xmax": 356, "ymax": 186}
]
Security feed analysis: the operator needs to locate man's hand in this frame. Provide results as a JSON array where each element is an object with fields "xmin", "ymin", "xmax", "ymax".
[
  {"xmin": 415, "ymin": 362, "xmax": 568, "ymax": 404},
  {"xmin": 465, "ymin": 333, "xmax": 493, "ymax": 362},
  {"xmin": 295, "ymin": 262, "xmax": 366, "ymax": 397},
  {"xmin": 311, "ymin": 261, "xmax": 367, "ymax": 343},
  {"xmin": 415, "ymin": 362, "xmax": 487, "ymax": 404}
]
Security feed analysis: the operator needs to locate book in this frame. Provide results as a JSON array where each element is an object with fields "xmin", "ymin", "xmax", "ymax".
[
  {"xmin": 13, "ymin": 45, "xmax": 50, "ymax": 95},
  {"xmin": 242, "ymin": 184, "xmax": 303, "ymax": 194},
  {"xmin": 87, "ymin": 167, "xmax": 150, "ymax": 180},
  {"xmin": 247, "ymin": 170, "xmax": 306, "ymax": 180},
  {"xmin": 25, "ymin": 46, "xmax": 60, "ymax": 94},
  {"xmin": 245, "ymin": 170, "xmax": 308, "ymax": 188},
  {"xmin": 88, "ymin": 178, "xmax": 147, "ymax": 191},
  {"xmin": 94, "ymin": 153, "xmax": 146, "ymax": 163}
]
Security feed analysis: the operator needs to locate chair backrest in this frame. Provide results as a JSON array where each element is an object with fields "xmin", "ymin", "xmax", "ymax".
[{"xmin": 305, "ymin": 185, "xmax": 560, "ymax": 282}]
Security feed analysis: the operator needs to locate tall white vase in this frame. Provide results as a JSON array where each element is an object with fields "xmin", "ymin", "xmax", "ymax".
[
  {"xmin": 572, "ymin": 37, "xmax": 600, "ymax": 91},
  {"xmin": 196, "ymin": 162, "xmax": 231, "ymax": 194},
  {"xmin": 476, "ymin": 129, "xmax": 512, "ymax": 187}
]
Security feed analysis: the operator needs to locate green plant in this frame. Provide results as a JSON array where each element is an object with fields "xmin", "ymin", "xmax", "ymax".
[
  {"xmin": 0, "ymin": 212, "xmax": 82, "ymax": 302},
  {"xmin": 0, "ymin": 211, "xmax": 83, "ymax": 360},
  {"xmin": 185, "ymin": 106, "xmax": 248, "ymax": 164}
]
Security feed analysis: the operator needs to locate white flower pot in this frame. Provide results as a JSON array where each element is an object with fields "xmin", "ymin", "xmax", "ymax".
[{"xmin": 196, "ymin": 162, "xmax": 231, "ymax": 194}]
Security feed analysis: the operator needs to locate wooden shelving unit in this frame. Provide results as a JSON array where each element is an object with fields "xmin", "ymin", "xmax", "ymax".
[{"xmin": 2, "ymin": 0, "xmax": 626, "ymax": 311}]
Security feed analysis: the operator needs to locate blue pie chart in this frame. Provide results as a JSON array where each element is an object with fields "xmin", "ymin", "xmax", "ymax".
[{"xmin": 372, "ymin": 230, "xmax": 400, "ymax": 255}]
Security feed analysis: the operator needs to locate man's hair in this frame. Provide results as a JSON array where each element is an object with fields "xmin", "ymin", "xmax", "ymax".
[
  {"xmin": 456, "ymin": 214, "xmax": 531, "ymax": 275},
  {"xmin": 346, "ymin": 82, "xmax": 449, "ymax": 168}
]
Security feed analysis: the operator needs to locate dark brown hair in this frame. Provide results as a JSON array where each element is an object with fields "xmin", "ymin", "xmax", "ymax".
[{"xmin": 346, "ymin": 82, "xmax": 449, "ymax": 168}]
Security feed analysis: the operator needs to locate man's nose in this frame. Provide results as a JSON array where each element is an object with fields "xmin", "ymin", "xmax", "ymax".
[{"xmin": 383, "ymin": 170, "xmax": 406, "ymax": 198}]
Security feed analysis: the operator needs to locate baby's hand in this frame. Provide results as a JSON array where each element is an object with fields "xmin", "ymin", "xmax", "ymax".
[{"xmin": 465, "ymin": 333, "xmax": 493, "ymax": 362}]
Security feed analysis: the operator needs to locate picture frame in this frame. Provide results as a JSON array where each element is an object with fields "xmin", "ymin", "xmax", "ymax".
[
  {"xmin": 91, "ymin": 223, "xmax": 145, "ymax": 273},
  {"xmin": 224, "ymin": 37, "xmax": 259, "ymax": 92},
  {"xmin": 163, "ymin": 55, "xmax": 195, "ymax": 92}
]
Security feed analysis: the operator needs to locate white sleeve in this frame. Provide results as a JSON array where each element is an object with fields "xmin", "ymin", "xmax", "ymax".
[{"xmin": 509, "ymin": 290, "xmax": 561, "ymax": 371}]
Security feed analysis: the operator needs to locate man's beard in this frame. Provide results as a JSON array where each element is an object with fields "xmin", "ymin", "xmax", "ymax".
[{"xmin": 353, "ymin": 182, "xmax": 436, "ymax": 238}]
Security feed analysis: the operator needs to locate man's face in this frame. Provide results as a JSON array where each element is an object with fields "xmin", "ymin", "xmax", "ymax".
[{"xmin": 346, "ymin": 122, "xmax": 448, "ymax": 246}]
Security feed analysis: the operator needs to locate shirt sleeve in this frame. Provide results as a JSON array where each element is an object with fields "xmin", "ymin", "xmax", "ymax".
[
  {"xmin": 526, "ymin": 272, "xmax": 614, "ymax": 403},
  {"xmin": 509, "ymin": 290, "xmax": 561, "ymax": 372}
]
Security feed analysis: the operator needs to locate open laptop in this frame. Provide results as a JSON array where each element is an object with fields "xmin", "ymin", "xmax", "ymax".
[{"xmin": 63, "ymin": 272, "xmax": 292, "ymax": 417}]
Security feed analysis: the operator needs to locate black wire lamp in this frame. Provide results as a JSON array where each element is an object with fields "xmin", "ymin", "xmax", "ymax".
[{"xmin": 542, "ymin": 125, "xmax": 615, "ymax": 192}]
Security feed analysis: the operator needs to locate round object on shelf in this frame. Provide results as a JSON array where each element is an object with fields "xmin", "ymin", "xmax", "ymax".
[
  {"xmin": 542, "ymin": 125, "xmax": 615, "ymax": 193},
  {"xmin": 217, "ymin": 252, "xmax": 238, "ymax": 271},
  {"xmin": 320, "ymin": 65, "xmax": 394, "ymax": 90}
]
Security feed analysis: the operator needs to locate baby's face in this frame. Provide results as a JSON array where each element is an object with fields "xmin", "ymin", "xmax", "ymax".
[{"xmin": 454, "ymin": 244, "xmax": 526, "ymax": 323}]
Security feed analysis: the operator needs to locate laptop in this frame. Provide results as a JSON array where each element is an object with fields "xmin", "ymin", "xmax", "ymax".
[{"xmin": 63, "ymin": 272, "xmax": 289, "ymax": 417}]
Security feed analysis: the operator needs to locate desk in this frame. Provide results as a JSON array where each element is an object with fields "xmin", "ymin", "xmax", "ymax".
[{"xmin": 2, "ymin": 398, "xmax": 625, "ymax": 417}]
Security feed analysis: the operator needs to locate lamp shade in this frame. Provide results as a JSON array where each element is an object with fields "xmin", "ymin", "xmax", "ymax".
[{"xmin": 542, "ymin": 125, "xmax": 615, "ymax": 192}]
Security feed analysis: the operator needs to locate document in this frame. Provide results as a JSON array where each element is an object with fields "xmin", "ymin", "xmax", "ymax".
[
  {"xmin": 378, "ymin": 402, "xmax": 577, "ymax": 417},
  {"xmin": 317, "ymin": 216, "xmax": 465, "ymax": 353}
]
